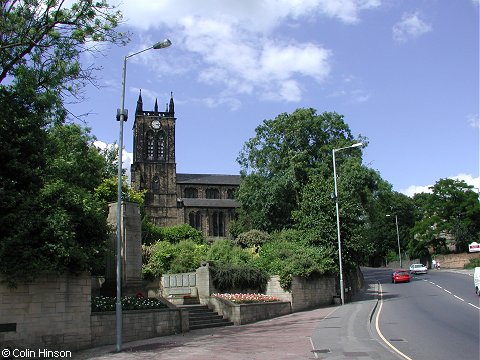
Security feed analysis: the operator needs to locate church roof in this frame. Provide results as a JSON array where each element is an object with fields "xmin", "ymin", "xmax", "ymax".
[
  {"xmin": 181, "ymin": 198, "xmax": 240, "ymax": 208},
  {"xmin": 176, "ymin": 173, "xmax": 240, "ymax": 186}
]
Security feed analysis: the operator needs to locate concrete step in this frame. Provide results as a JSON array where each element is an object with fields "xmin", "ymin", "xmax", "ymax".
[{"xmin": 178, "ymin": 304, "xmax": 234, "ymax": 330}]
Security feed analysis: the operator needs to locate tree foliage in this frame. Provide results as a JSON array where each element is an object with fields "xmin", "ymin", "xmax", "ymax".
[
  {"xmin": 236, "ymin": 108, "xmax": 365, "ymax": 233},
  {"xmin": 0, "ymin": 0, "xmax": 128, "ymax": 95},
  {"xmin": 410, "ymin": 179, "xmax": 480, "ymax": 257},
  {"xmin": 0, "ymin": 1, "xmax": 127, "ymax": 284}
]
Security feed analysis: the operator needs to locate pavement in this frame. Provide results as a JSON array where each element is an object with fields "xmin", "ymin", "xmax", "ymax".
[{"xmin": 73, "ymin": 281, "xmax": 391, "ymax": 360}]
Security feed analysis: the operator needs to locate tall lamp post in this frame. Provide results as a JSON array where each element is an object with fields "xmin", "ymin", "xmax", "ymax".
[
  {"xmin": 386, "ymin": 214, "xmax": 401, "ymax": 268},
  {"xmin": 332, "ymin": 142, "xmax": 362, "ymax": 305},
  {"xmin": 116, "ymin": 39, "xmax": 172, "ymax": 352}
]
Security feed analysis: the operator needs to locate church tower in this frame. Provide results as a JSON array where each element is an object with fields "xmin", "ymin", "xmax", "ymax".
[{"xmin": 131, "ymin": 91, "xmax": 179, "ymax": 226}]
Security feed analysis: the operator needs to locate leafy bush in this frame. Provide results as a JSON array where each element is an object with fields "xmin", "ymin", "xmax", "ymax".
[
  {"xmin": 464, "ymin": 257, "xmax": 480, "ymax": 269},
  {"xmin": 142, "ymin": 223, "xmax": 204, "ymax": 245},
  {"xmin": 142, "ymin": 240, "xmax": 208, "ymax": 279},
  {"xmin": 234, "ymin": 229, "xmax": 271, "ymax": 248},
  {"xmin": 210, "ymin": 263, "xmax": 269, "ymax": 293},
  {"xmin": 91, "ymin": 296, "xmax": 167, "ymax": 312},
  {"xmin": 255, "ymin": 230, "xmax": 336, "ymax": 289},
  {"xmin": 206, "ymin": 239, "xmax": 254, "ymax": 266}
]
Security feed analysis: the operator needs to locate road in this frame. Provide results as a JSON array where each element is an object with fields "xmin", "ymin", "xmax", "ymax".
[{"xmin": 372, "ymin": 268, "xmax": 480, "ymax": 360}]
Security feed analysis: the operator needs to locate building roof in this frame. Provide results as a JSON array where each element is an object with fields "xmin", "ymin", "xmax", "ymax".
[
  {"xmin": 181, "ymin": 198, "xmax": 240, "ymax": 208},
  {"xmin": 176, "ymin": 173, "xmax": 241, "ymax": 186}
]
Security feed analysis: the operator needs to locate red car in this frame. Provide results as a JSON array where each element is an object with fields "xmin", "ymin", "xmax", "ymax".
[{"xmin": 392, "ymin": 270, "xmax": 410, "ymax": 283}]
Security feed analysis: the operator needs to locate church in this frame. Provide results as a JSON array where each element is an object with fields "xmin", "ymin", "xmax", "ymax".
[{"xmin": 130, "ymin": 92, "xmax": 240, "ymax": 238}]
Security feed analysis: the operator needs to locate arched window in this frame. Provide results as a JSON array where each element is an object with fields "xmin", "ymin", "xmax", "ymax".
[
  {"xmin": 146, "ymin": 131, "xmax": 155, "ymax": 160},
  {"xmin": 152, "ymin": 176, "xmax": 160, "ymax": 191},
  {"xmin": 206, "ymin": 188, "xmax": 219, "ymax": 199},
  {"xmin": 156, "ymin": 132, "xmax": 165, "ymax": 160},
  {"xmin": 211, "ymin": 211, "xmax": 224, "ymax": 237},
  {"xmin": 189, "ymin": 211, "xmax": 201, "ymax": 230},
  {"xmin": 184, "ymin": 187, "xmax": 198, "ymax": 198}
]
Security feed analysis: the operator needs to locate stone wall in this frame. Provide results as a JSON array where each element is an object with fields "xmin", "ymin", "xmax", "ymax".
[
  {"xmin": 90, "ymin": 309, "xmax": 188, "ymax": 347},
  {"xmin": 0, "ymin": 273, "xmax": 91, "ymax": 351},
  {"xmin": 433, "ymin": 252, "xmax": 480, "ymax": 269},
  {"xmin": 265, "ymin": 275, "xmax": 337, "ymax": 312}
]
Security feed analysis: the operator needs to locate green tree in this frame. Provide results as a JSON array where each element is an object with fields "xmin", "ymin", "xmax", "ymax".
[
  {"xmin": 0, "ymin": 124, "xmax": 111, "ymax": 284},
  {"xmin": 410, "ymin": 179, "xmax": 480, "ymax": 256},
  {"xmin": 237, "ymin": 108, "xmax": 365, "ymax": 232},
  {"xmin": 0, "ymin": 0, "xmax": 127, "ymax": 93}
]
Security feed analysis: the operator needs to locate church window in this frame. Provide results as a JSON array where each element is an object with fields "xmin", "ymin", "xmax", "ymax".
[
  {"xmin": 206, "ymin": 188, "xmax": 219, "ymax": 199},
  {"xmin": 211, "ymin": 211, "xmax": 224, "ymax": 237},
  {"xmin": 184, "ymin": 187, "xmax": 197, "ymax": 198},
  {"xmin": 146, "ymin": 131, "xmax": 155, "ymax": 160},
  {"xmin": 189, "ymin": 211, "xmax": 202, "ymax": 230},
  {"xmin": 152, "ymin": 176, "xmax": 160, "ymax": 191},
  {"xmin": 156, "ymin": 132, "xmax": 165, "ymax": 160}
]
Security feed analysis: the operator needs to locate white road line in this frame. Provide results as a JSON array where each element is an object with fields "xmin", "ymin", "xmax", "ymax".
[
  {"xmin": 468, "ymin": 303, "xmax": 480, "ymax": 310},
  {"xmin": 375, "ymin": 283, "xmax": 413, "ymax": 360},
  {"xmin": 453, "ymin": 295, "xmax": 464, "ymax": 301},
  {"xmin": 436, "ymin": 285, "xmax": 443, "ymax": 289},
  {"xmin": 444, "ymin": 289, "xmax": 452, "ymax": 294},
  {"xmin": 429, "ymin": 281, "xmax": 435, "ymax": 285}
]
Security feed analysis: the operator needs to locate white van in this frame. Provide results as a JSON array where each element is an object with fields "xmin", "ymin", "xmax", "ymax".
[{"xmin": 475, "ymin": 267, "xmax": 480, "ymax": 296}]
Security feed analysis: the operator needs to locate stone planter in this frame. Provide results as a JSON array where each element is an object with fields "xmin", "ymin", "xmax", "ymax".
[{"xmin": 206, "ymin": 296, "xmax": 292, "ymax": 325}]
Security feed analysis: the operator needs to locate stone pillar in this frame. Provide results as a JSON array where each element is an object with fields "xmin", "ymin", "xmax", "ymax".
[
  {"xmin": 104, "ymin": 201, "xmax": 144, "ymax": 296},
  {"xmin": 196, "ymin": 263, "xmax": 216, "ymax": 304}
]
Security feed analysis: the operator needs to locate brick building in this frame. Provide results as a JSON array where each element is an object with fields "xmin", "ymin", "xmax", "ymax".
[{"xmin": 130, "ymin": 92, "xmax": 240, "ymax": 238}]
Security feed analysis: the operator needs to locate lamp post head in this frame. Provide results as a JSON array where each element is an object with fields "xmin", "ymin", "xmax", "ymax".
[
  {"xmin": 385, "ymin": 214, "xmax": 391, "ymax": 217},
  {"xmin": 351, "ymin": 142, "xmax": 363, "ymax": 148},
  {"xmin": 153, "ymin": 39, "xmax": 172, "ymax": 49}
]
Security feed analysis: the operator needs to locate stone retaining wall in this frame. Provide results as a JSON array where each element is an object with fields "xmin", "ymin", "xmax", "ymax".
[
  {"xmin": 90, "ymin": 308, "xmax": 188, "ymax": 347},
  {"xmin": 0, "ymin": 273, "xmax": 91, "ymax": 351}
]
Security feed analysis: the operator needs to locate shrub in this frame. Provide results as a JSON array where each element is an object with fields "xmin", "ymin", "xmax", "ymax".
[
  {"xmin": 206, "ymin": 239, "xmax": 254, "ymax": 266},
  {"xmin": 255, "ymin": 230, "xmax": 336, "ymax": 290},
  {"xmin": 142, "ymin": 240, "xmax": 208, "ymax": 279},
  {"xmin": 212, "ymin": 293, "xmax": 280, "ymax": 304},
  {"xmin": 210, "ymin": 263, "xmax": 269, "ymax": 293},
  {"xmin": 234, "ymin": 229, "xmax": 271, "ymax": 248},
  {"xmin": 142, "ymin": 223, "xmax": 204, "ymax": 245}
]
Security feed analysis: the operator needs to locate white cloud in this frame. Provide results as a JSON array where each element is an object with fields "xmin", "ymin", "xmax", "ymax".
[
  {"xmin": 467, "ymin": 113, "xmax": 479, "ymax": 128},
  {"xmin": 94, "ymin": 140, "xmax": 133, "ymax": 171},
  {"xmin": 392, "ymin": 12, "xmax": 432, "ymax": 42},
  {"xmin": 401, "ymin": 174, "xmax": 480, "ymax": 197},
  {"xmin": 106, "ymin": 0, "xmax": 380, "ymax": 103}
]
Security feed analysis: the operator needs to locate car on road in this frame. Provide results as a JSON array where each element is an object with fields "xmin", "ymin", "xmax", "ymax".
[
  {"xmin": 392, "ymin": 269, "xmax": 410, "ymax": 283},
  {"xmin": 409, "ymin": 263, "xmax": 428, "ymax": 274}
]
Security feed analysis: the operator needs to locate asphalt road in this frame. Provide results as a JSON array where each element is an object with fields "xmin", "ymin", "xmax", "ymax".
[{"xmin": 373, "ymin": 268, "xmax": 480, "ymax": 360}]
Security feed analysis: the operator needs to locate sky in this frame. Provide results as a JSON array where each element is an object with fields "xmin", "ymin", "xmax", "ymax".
[{"xmin": 68, "ymin": 0, "xmax": 480, "ymax": 197}]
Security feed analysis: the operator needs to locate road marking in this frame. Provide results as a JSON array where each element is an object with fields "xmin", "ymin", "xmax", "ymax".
[
  {"xmin": 468, "ymin": 303, "xmax": 480, "ymax": 310},
  {"xmin": 436, "ymin": 285, "xmax": 443, "ymax": 289},
  {"xmin": 453, "ymin": 295, "xmax": 464, "ymax": 301},
  {"xmin": 444, "ymin": 289, "xmax": 452, "ymax": 294},
  {"xmin": 429, "ymin": 281, "xmax": 435, "ymax": 285},
  {"xmin": 375, "ymin": 283, "xmax": 413, "ymax": 360},
  {"xmin": 309, "ymin": 306, "xmax": 340, "ymax": 358}
]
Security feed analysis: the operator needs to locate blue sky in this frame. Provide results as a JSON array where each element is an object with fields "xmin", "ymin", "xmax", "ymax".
[{"xmin": 68, "ymin": 0, "xmax": 479, "ymax": 196}]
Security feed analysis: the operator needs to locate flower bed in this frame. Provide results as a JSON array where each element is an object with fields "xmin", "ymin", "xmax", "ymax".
[
  {"xmin": 91, "ymin": 296, "xmax": 168, "ymax": 312},
  {"xmin": 211, "ymin": 293, "xmax": 280, "ymax": 304}
]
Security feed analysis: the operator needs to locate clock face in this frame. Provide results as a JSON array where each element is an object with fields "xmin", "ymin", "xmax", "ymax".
[{"xmin": 151, "ymin": 120, "xmax": 161, "ymax": 129}]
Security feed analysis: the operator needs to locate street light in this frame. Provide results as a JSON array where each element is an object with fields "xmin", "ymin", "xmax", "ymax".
[
  {"xmin": 386, "ymin": 214, "xmax": 402, "ymax": 268},
  {"xmin": 115, "ymin": 38, "xmax": 172, "ymax": 352},
  {"xmin": 332, "ymin": 142, "xmax": 362, "ymax": 305}
]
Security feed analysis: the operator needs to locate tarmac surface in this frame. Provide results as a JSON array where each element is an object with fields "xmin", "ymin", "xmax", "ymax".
[{"xmin": 73, "ymin": 281, "xmax": 395, "ymax": 360}]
